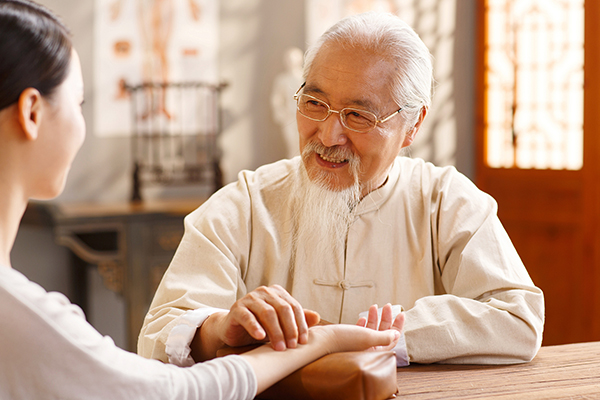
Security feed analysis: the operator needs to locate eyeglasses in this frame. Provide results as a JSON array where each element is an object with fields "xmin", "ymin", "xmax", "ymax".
[{"xmin": 293, "ymin": 84, "xmax": 404, "ymax": 133}]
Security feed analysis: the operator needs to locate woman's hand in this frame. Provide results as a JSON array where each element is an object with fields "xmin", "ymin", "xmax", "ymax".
[
  {"xmin": 242, "ymin": 309, "xmax": 402, "ymax": 394},
  {"xmin": 356, "ymin": 303, "xmax": 405, "ymax": 351},
  {"xmin": 307, "ymin": 322, "xmax": 401, "ymax": 355}
]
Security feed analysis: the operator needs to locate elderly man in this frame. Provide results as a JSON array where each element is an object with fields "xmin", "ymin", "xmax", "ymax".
[{"xmin": 139, "ymin": 12, "xmax": 544, "ymax": 367}]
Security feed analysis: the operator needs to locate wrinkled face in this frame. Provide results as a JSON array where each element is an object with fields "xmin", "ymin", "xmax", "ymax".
[
  {"xmin": 33, "ymin": 50, "xmax": 86, "ymax": 199},
  {"xmin": 297, "ymin": 44, "xmax": 415, "ymax": 197}
]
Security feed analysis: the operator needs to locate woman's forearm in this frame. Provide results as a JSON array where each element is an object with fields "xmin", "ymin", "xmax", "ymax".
[
  {"xmin": 241, "ymin": 324, "xmax": 400, "ymax": 395},
  {"xmin": 241, "ymin": 340, "xmax": 327, "ymax": 394}
]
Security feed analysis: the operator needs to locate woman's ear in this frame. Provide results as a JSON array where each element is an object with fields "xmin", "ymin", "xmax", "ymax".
[
  {"xmin": 17, "ymin": 88, "xmax": 44, "ymax": 141},
  {"xmin": 402, "ymin": 106, "xmax": 428, "ymax": 147}
]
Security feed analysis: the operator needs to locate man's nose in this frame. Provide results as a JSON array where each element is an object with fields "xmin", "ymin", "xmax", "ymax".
[{"xmin": 318, "ymin": 111, "xmax": 348, "ymax": 147}]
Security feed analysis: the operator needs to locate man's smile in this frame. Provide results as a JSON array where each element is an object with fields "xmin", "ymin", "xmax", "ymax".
[{"xmin": 315, "ymin": 151, "xmax": 350, "ymax": 168}]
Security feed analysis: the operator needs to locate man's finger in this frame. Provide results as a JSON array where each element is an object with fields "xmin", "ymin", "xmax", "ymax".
[
  {"xmin": 244, "ymin": 298, "xmax": 287, "ymax": 351},
  {"xmin": 225, "ymin": 306, "xmax": 266, "ymax": 343},
  {"xmin": 269, "ymin": 285, "xmax": 309, "ymax": 347},
  {"xmin": 304, "ymin": 309, "xmax": 321, "ymax": 327},
  {"xmin": 264, "ymin": 295, "xmax": 300, "ymax": 349},
  {"xmin": 301, "ymin": 309, "xmax": 320, "ymax": 344}
]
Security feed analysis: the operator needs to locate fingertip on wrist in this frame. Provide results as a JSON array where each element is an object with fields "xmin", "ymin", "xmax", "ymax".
[
  {"xmin": 253, "ymin": 328, "xmax": 266, "ymax": 341},
  {"xmin": 299, "ymin": 332, "xmax": 308, "ymax": 344},
  {"xmin": 273, "ymin": 341, "xmax": 286, "ymax": 351}
]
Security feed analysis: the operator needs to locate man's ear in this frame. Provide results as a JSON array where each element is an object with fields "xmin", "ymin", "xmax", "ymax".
[
  {"xmin": 17, "ymin": 88, "xmax": 44, "ymax": 141},
  {"xmin": 402, "ymin": 106, "xmax": 428, "ymax": 147}
]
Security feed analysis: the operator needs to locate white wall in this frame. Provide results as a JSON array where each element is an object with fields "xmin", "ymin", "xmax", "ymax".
[{"xmin": 11, "ymin": 0, "xmax": 476, "ymax": 349}]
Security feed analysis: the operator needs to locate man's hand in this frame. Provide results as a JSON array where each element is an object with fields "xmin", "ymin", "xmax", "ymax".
[
  {"xmin": 219, "ymin": 285, "xmax": 319, "ymax": 351},
  {"xmin": 192, "ymin": 285, "xmax": 319, "ymax": 361},
  {"xmin": 356, "ymin": 303, "xmax": 404, "ymax": 350}
]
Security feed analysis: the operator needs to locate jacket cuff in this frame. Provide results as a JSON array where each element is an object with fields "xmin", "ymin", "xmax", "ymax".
[{"xmin": 165, "ymin": 307, "xmax": 227, "ymax": 366}]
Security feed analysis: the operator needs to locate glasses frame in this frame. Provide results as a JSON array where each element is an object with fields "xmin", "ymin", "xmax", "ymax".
[{"xmin": 293, "ymin": 83, "xmax": 404, "ymax": 133}]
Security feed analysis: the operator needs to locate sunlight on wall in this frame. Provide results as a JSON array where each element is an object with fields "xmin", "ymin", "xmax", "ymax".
[
  {"xmin": 404, "ymin": 0, "xmax": 458, "ymax": 168},
  {"xmin": 219, "ymin": 0, "xmax": 262, "ymax": 180}
]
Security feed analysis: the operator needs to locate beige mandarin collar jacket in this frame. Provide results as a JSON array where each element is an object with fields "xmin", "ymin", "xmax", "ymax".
[{"xmin": 139, "ymin": 156, "xmax": 544, "ymax": 365}]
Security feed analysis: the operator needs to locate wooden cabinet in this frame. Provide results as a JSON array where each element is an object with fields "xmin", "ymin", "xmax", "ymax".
[{"xmin": 22, "ymin": 199, "xmax": 204, "ymax": 351}]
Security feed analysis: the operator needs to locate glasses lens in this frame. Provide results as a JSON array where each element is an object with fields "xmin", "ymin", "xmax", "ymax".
[
  {"xmin": 297, "ymin": 95, "xmax": 329, "ymax": 121},
  {"xmin": 341, "ymin": 109, "xmax": 377, "ymax": 132}
]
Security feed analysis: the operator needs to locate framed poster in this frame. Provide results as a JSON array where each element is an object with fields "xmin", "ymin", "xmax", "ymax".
[{"xmin": 93, "ymin": 0, "xmax": 219, "ymax": 136}]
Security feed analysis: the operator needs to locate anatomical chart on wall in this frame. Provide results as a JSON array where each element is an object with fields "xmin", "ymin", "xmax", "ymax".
[{"xmin": 94, "ymin": 0, "xmax": 218, "ymax": 136}]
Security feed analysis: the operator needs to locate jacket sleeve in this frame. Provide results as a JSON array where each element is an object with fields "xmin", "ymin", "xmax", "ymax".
[{"xmin": 403, "ymin": 168, "xmax": 545, "ymax": 364}]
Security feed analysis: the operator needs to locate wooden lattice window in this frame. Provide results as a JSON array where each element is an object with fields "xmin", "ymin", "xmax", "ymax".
[{"xmin": 484, "ymin": 0, "xmax": 584, "ymax": 170}]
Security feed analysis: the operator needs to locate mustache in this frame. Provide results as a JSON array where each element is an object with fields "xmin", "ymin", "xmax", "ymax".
[{"xmin": 301, "ymin": 141, "xmax": 357, "ymax": 163}]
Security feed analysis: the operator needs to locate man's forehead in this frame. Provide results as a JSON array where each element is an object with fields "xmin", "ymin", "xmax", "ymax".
[
  {"xmin": 305, "ymin": 45, "xmax": 395, "ymax": 112},
  {"xmin": 302, "ymin": 82, "xmax": 378, "ymax": 111}
]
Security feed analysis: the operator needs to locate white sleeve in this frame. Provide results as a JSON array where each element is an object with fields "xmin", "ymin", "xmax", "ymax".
[
  {"xmin": 0, "ymin": 269, "xmax": 257, "ymax": 400},
  {"xmin": 166, "ymin": 307, "xmax": 227, "ymax": 366}
]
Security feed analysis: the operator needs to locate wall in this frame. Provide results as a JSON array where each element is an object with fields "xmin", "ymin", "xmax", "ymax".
[{"xmin": 11, "ymin": 0, "xmax": 475, "ymax": 349}]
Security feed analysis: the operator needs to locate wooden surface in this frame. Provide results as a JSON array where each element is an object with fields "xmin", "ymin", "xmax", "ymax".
[
  {"xmin": 47, "ymin": 198, "xmax": 203, "ymax": 219},
  {"xmin": 396, "ymin": 342, "xmax": 600, "ymax": 399}
]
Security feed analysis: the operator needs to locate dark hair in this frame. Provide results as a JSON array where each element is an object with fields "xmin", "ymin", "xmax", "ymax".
[{"xmin": 0, "ymin": 0, "xmax": 72, "ymax": 110}]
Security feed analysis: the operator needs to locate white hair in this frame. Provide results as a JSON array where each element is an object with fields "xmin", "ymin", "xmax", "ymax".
[{"xmin": 303, "ymin": 12, "xmax": 433, "ymax": 125}]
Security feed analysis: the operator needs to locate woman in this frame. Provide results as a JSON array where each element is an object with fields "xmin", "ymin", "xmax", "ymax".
[{"xmin": 0, "ymin": 1, "xmax": 404, "ymax": 399}]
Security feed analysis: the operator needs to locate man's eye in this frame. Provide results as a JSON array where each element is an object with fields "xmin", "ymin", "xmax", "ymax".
[
  {"xmin": 306, "ymin": 100, "xmax": 326, "ymax": 108},
  {"xmin": 346, "ymin": 110, "xmax": 371, "ymax": 121}
]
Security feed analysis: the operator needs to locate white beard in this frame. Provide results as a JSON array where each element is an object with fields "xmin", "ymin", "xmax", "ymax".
[{"xmin": 289, "ymin": 143, "xmax": 363, "ymax": 271}]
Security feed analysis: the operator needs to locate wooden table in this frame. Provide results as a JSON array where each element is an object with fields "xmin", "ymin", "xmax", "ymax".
[{"xmin": 396, "ymin": 341, "xmax": 600, "ymax": 399}]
